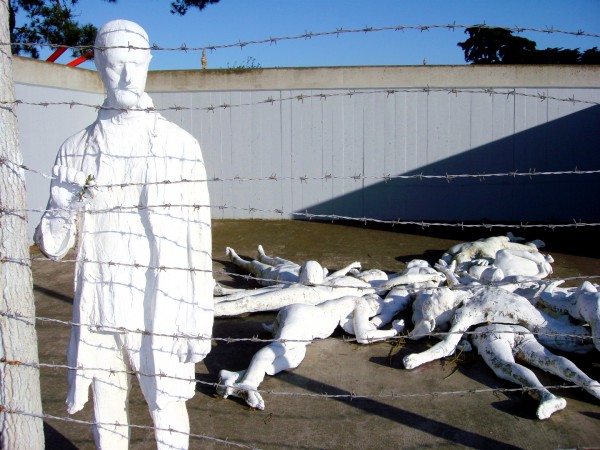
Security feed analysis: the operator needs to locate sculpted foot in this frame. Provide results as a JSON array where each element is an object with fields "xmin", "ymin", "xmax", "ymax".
[
  {"xmin": 537, "ymin": 397, "xmax": 566, "ymax": 420},
  {"xmin": 257, "ymin": 245, "xmax": 266, "ymax": 258}
]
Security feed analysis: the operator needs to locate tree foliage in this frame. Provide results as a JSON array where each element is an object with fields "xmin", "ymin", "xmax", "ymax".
[
  {"xmin": 170, "ymin": 0, "xmax": 221, "ymax": 15},
  {"xmin": 458, "ymin": 26, "xmax": 600, "ymax": 64},
  {"xmin": 9, "ymin": 0, "xmax": 221, "ymax": 58}
]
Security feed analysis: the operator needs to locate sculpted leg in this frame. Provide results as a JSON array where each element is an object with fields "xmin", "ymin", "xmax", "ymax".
[
  {"xmin": 91, "ymin": 370, "xmax": 131, "ymax": 449},
  {"xmin": 226, "ymin": 247, "xmax": 253, "ymax": 271},
  {"xmin": 473, "ymin": 326, "xmax": 566, "ymax": 420},
  {"xmin": 517, "ymin": 339, "xmax": 600, "ymax": 401},
  {"xmin": 257, "ymin": 244, "xmax": 294, "ymax": 266},
  {"xmin": 216, "ymin": 342, "xmax": 307, "ymax": 410},
  {"xmin": 151, "ymin": 401, "xmax": 190, "ymax": 450}
]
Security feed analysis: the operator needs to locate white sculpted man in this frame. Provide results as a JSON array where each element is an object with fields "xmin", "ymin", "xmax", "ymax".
[{"xmin": 34, "ymin": 20, "xmax": 213, "ymax": 449}]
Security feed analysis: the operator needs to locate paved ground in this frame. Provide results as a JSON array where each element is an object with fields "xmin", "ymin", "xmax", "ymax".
[{"xmin": 32, "ymin": 220, "xmax": 600, "ymax": 449}]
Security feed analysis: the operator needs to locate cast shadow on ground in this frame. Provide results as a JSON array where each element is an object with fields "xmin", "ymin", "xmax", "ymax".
[
  {"xmin": 43, "ymin": 422, "xmax": 79, "ymax": 450},
  {"xmin": 373, "ymin": 338, "xmax": 544, "ymax": 421},
  {"xmin": 33, "ymin": 284, "xmax": 73, "ymax": 304},
  {"xmin": 279, "ymin": 371, "xmax": 521, "ymax": 450},
  {"xmin": 199, "ymin": 322, "xmax": 520, "ymax": 448}
]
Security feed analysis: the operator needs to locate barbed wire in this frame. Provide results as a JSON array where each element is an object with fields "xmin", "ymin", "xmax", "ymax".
[
  {"xmin": 2, "ymin": 23, "xmax": 599, "ymax": 54},
  {"xmin": 1, "ymin": 303, "xmax": 596, "ymax": 351},
  {"xmin": 0, "ymin": 405, "xmax": 255, "ymax": 449},
  {"xmin": 2, "ymin": 154, "xmax": 599, "ymax": 187},
  {"xmin": 1, "ymin": 202, "xmax": 599, "ymax": 231},
  {"xmin": 2, "ymin": 355, "xmax": 596, "ymax": 402},
  {"xmin": 3, "ymin": 245, "xmax": 600, "ymax": 287},
  {"xmin": 2, "ymin": 88, "xmax": 599, "ymax": 117}
]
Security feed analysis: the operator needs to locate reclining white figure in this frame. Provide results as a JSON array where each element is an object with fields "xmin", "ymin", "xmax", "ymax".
[
  {"xmin": 465, "ymin": 248, "xmax": 553, "ymax": 282},
  {"xmin": 215, "ymin": 246, "xmax": 378, "ymax": 315},
  {"xmin": 215, "ymin": 294, "xmax": 405, "ymax": 409},
  {"xmin": 403, "ymin": 285, "xmax": 594, "ymax": 370},
  {"xmin": 226, "ymin": 245, "xmax": 327, "ymax": 286},
  {"xmin": 378, "ymin": 259, "xmax": 446, "ymax": 291},
  {"xmin": 435, "ymin": 252, "xmax": 549, "ymax": 302},
  {"xmin": 472, "ymin": 323, "xmax": 600, "ymax": 419},
  {"xmin": 540, "ymin": 280, "xmax": 600, "ymax": 352},
  {"xmin": 214, "ymin": 259, "xmax": 374, "ymax": 316},
  {"xmin": 215, "ymin": 250, "xmax": 444, "ymax": 316},
  {"xmin": 34, "ymin": 20, "xmax": 213, "ymax": 450},
  {"xmin": 441, "ymin": 234, "xmax": 545, "ymax": 272}
]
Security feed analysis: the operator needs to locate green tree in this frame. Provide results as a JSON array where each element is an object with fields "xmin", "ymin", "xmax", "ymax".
[
  {"xmin": 458, "ymin": 26, "xmax": 600, "ymax": 64},
  {"xmin": 9, "ymin": 0, "xmax": 221, "ymax": 58},
  {"xmin": 457, "ymin": 26, "xmax": 537, "ymax": 64}
]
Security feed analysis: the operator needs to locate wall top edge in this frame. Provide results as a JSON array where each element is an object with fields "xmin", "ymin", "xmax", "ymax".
[
  {"xmin": 12, "ymin": 56, "xmax": 600, "ymax": 92},
  {"xmin": 13, "ymin": 56, "xmax": 104, "ymax": 92}
]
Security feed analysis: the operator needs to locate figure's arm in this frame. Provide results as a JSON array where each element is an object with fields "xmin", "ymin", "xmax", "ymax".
[
  {"xmin": 35, "ymin": 165, "xmax": 93, "ymax": 259},
  {"xmin": 326, "ymin": 261, "xmax": 362, "ymax": 279},
  {"xmin": 380, "ymin": 271, "xmax": 445, "ymax": 290},
  {"xmin": 353, "ymin": 297, "xmax": 404, "ymax": 344},
  {"xmin": 370, "ymin": 288, "xmax": 412, "ymax": 327}
]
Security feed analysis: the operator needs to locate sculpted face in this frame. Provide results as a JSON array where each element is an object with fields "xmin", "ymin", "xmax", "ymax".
[{"xmin": 94, "ymin": 21, "xmax": 152, "ymax": 109}]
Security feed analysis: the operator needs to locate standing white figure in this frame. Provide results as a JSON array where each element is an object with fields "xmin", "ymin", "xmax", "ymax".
[{"xmin": 34, "ymin": 20, "xmax": 213, "ymax": 450}]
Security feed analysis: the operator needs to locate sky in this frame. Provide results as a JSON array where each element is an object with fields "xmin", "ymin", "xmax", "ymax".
[{"xmin": 21, "ymin": 0, "xmax": 600, "ymax": 71}]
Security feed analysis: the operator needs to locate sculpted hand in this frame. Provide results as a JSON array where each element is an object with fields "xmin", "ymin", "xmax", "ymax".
[
  {"xmin": 50, "ymin": 165, "xmax": 95, "ymax": 210},
  {"xmin": 176, "ymin": 337, "xmax": 211, "ymax": 363}
]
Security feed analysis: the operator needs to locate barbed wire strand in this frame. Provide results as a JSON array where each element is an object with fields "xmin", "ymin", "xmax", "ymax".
[
  {"xmin": 2, "ymin": 23, "xmax": 599, "ymax": 54},
  {"xmin": 0, "ymin": 307, "xmax": 596, "ymax": 351},
  {"xmin": 2, "ymin": 88, "xmax": 599, "ymax": 116},
  {"xmin": 2, "ymin": 203, "xmax": 599, "ymax": 231},
  {"xmin": 0, "ymin": 406, "xmax": 255, "ymax": 449},
  {"xmin": 2, "ymin": 154, "xmax": 599, "ymax": 187},
  {"xmin": 1, "ymin": 356, "xmax": 596, "ymax": 402},
  {"xmin": 3, "ymin": 249, "xmax": 600, "ymax": 289}
]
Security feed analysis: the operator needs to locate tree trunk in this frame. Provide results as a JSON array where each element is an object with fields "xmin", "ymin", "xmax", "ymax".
[{"xmin": 0, "ymin": 1, "xmax": 45, "ymax": 448}]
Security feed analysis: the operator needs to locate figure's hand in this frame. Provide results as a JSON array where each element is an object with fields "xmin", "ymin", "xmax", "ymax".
[
  {"xmin": 403, "ymin": 353, "xmax": 421, "ymax": 370},
  {"xmin": 177, "ymin": 337, "xmax": 211, "ymax": 363},
  {"xmin": 50, "ymin": 165, "xmax": 95, "ymax": 210},
  {"xmin": 471, "ymin": 259, "xmax": 489, "ymax": 267},
  {"xmin": 237, "ymin": 384, "xmax": 265, "ymax": 410}
]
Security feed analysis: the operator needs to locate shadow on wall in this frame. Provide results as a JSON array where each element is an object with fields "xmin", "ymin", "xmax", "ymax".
[{"xmin": 302, "ymin": 105, "xmax": 600, "ymax": 223}]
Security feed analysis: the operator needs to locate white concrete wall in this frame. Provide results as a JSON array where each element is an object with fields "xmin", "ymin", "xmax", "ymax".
[{"xmin": 13, "ymin": 57, "xmax": 600, "ymax": 240}]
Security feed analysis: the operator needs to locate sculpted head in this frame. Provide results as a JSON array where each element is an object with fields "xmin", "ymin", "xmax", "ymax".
[
  {"xmin": 298, "ymin": 260, "xmax": 325, "ymax": 285},
  {"xmin": 94, "ymin": 20, "xmax": 152, "ymax": 109}
]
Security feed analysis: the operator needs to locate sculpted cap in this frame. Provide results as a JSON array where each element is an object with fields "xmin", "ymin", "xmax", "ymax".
[{"xmin": 95, "ymin": 19, "xmax": 149, "ymax": 49}]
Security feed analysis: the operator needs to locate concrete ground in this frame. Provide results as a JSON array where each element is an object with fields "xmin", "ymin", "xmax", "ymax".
[{"xmin": 32, "ymin": 220, "xmax": 600, "ymax": 449}]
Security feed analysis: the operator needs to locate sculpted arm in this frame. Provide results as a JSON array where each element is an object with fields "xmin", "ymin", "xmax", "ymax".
[
  {"xmin": 35, "ymin": 164, "xmax": 93, "ymax": 259},
  {"xmin": 326, "ymin": 261, "xmax": 362, "ymax": 279},
  {"xmin": 349, "ymin": 296, "xmax": 404, "ymax": 344}
]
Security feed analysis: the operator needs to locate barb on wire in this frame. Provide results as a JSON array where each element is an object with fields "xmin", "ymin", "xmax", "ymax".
[
  {"xmin": 2, "ymin": 23, "xmax": 599, "ymax": 54},
  {"xmin": 3, "ymin": 88, "xmax": 599, "ymax": 114}
]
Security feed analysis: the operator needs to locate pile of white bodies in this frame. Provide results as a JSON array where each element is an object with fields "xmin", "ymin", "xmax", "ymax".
[{"xmin": 215, "ymin": 237, "xmax": 600, "ymax": 419}]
